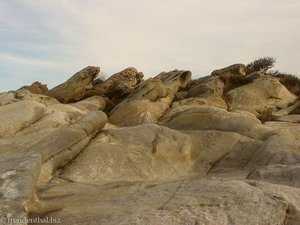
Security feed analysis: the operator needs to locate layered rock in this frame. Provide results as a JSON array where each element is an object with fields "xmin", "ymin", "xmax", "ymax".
[
  {"xmin": 211, "ymin": 63, "xmax": 246, "ymax": 79},
  {"xmin": 1, "ymin": 63, "xmax": 300, "ymax": 225},
  {"xmin": 226, "ymin": 76, "xmax": 297, "ymax": 117},
  {"xmin": 84, "ymin": 67, "xmax": 144, "ymax": 106},
  {"xmin": 45, "ymin": 66, "xmax": 100, "ymax": 103},
  {"xmin": 19, "ymin": 82, "xmax": 48, "ymax": 94},
  {"xmin": 109, "ymin": 70, "xmax": 191, "ymax": 126}
]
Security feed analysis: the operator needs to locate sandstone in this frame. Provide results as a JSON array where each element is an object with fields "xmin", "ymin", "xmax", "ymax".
[
  {"xmin": 109, "ymin": 70, "xmax": 191, "ymax": 126},
  {"xmin": 19, "ymin": 81, "xmax": 48, "ymax": 94},
  {"xmin": 0, "ymin": 100, "xmax": 46, "ymax": 137},
  {"xmin": 159, "ymin": 106, "xmax": 266, "ymax": 139},
  {"xmin": 226, "ymin": 76, "xmax": 297, "ymax": 116},
  {"xmin": 1, "ymin": 63, "xmax": 300, "ymax": 224},
  {"xmin": 247, "ymin": 164, "xmax": 300, "ymax": 188},
  {"xmin": 211, "ymin": 63, "xmax": 246, "ymax": 79},
  {"xmin": 276, "ymin": 114, "xmax": 300, "ymax": 123},
  {"xmin": 0, "ymin": 152, "xmax": 41, "ymax": 224},
  {"xmin": 84, "ymin": 67, "xmax": 144, "ymax": 106},
  {"xmin": 45, "ymin": 66, "xmax": 100, "ymax": 103},
  {"xmin": 29, "ymin": 178, "xmax": 299, "ymax": 225},
  {"xmin": 71, "ymin": 96, "xmax": 106, "ymax": 112},
  {"xmin": 61, "ymin": 124, "xmax": 193, "ymax": 183}
]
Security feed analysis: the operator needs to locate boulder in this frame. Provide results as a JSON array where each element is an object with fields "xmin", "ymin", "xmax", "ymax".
[
  {"xmin": 211, "ymin": 63, "xmax": 246, "ymax": 79},
  {"xmin": 71, "ymin": 96, "xmax": 106, "ymax": 112},
  {"xmin": 84, "ymin": 67, "xmax": 144, "ymax": 105},
  {"xmin": 0, "ymin": 92, "xmax": 17, "ymax": 106},
  {"xmin": 109, "ymin": 70, "xmax": 191, "ymax": 126},
  {"xmin": 45, "ymin": 66, "xmax": 100, "ymax": 103},
  {"xmin": 0, "ymin": 100, "xmax": 46, "ymax": 137},
  {"xmin": 226, "ymin": 76, "xmax": 297, "ymax": 117},
  {"xmin": 159, "ymin": 106, "xmax": 266, "ymax": 139},
  {"xmin": 19, "ymin": 81, "xmax": 48, "ymax": 94},
  {"xmin": 61, "ymin": 124, "xmax": 194, "ymax": 183},
  {"xmin": 0, "ymin": 152, "xmax": 41, "ymax": 224}
]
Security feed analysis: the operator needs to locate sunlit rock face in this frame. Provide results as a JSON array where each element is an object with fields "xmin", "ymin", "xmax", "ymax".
[{"xmin": 1, "ymin": 64, "xmax": 300, "ymax": 225}]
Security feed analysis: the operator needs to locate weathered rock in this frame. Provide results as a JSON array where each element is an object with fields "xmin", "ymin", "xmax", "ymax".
[
  {"xmin": 15, "ymin": 89, "xmax": 60, "ymax": 106},
  {"xmin": 29, "ymin": 178, "xmax": 300, "ymax": 225},
  {"xmin": 45, "ymin": 66, "xmax": 100, "ymax": 103},
  {"xmin": 84, "ymin": 68, "xmax": 144, "ymax": 105},
  {"xmin": 71, "ymin": 96, "xmax": 106, "ymax": 112},
  {"xmin": 0, "ymin": 152, "xmax": 41, "ymax": 224},
  {"xmin": 247, "ymin": 164, "xmax": 300, "ymax": 188},
  {"xmin": 276, "ymin": 115, "xmax": 300, "ymax": 123},
  {"xmin": 0, "ymin": 110, "xmax": 107, "ymax": 183},
  {"xmin": 61, "ymin": 124, "xmax": 193, "ymax": 183},
  {"xmin": 19, "ymin": 81, "xmax": 48, "ymax": 94},
  {"xmin": 226, "ymin": 76, "xmax": 297, "ymax": 117},
  {"xmin": 1, "ymin": 63, "xmax": 300, "ymax": 225},
  {"xmin": 0, "ymin": 100, "xmax": 46, "ymax": 138},
  {"xmin": 211, "ymin": 63, "xmax": 246, "ymax": 79},
  {"xmin": 272, "ymin": 100, "xmax": 300, "ymax": 117},
  {"xmin": 0, "ymin": 91, "xmax": 17, "ymax": 106},
  {"xmin": 159, "ymin": 106, "xmax": 267, "ymax": 139},
  {"xmin": 109, "ymin": 70, "xmax": 191, "ymax": 126},
  {"xmin": 290, "ymin": 101, "xmax": 300, "ymax": 114}
]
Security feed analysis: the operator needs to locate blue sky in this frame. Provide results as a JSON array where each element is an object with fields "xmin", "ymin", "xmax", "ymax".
[{"xmin": 0, "ymin": 0, "xmax": 299, "ymax": 92}]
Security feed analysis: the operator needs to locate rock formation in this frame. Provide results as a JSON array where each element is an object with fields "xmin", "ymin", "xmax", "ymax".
[
  {"xmin": 19, "ymin": 81, "xmax": 48, "ymax": 94},
  {"xmin": 1, "ymin": 63, "xmax": 300, "ymax": 225}
]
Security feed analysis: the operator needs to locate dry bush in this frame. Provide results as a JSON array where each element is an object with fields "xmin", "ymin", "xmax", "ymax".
[
  {"xmin": 221, "ymin": 75, "xmax": 253, "ymax": 92},
  {"xmin": 269, "ymin": 70, "xmax": 300, "ymax": 97},
  {"xmin": 258, "ymin": 108, "xmax": 274, "ymax": 123},
  {"xmin": 246, "ymin": 57, "xmax": 276, "ymax": 74}
]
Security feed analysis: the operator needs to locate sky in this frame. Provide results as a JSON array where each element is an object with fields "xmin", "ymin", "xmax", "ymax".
[{"xmin": 0, "ymin": 0, "xmax": 299, "ymax": 92}]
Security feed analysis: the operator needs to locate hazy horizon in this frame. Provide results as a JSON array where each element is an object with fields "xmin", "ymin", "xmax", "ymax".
[{"xmin": 0, "ymin": 0, "xmax": 299, "ymax": 92}]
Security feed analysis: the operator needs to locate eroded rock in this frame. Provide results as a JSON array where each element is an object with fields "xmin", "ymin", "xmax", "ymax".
[
  {"xmin": 109, "ymin": 70, "xmax": 191, "ymax": 126},
  {"xmin": 45, "ymin": 66, "xmax": 100, "ymax": 103}
]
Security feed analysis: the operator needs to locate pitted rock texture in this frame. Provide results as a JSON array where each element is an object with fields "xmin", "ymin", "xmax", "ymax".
[{"xmin": 0, "ymin": 64, "xmax": 300, "ymax": 225}]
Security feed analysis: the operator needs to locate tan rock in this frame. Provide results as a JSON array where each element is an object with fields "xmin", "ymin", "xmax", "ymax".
[
  {"xmin": 19, "ymin": 81, "xmax": 48, "ymax": 94},
  {"xmin": 247, "ymin": 164, "xmax": 300, "ymax": 188},
  {"xmin": 276, "ymin": 115, "xmax": 300, "ymax": 123},
  {"xmin": 45, "ymin": 66, "xmax": 100, "ymax": 103},
  {"xmin": 71, "ymin": 96, "xmax": 106, "ymax": 112},
  {"xmin": 29, "ymin": 178, "xmax": 298, "ymax": 225},
  {"xmin": 84, "ymin": 67, "xmax": 144, "ymax": 105},
  {"xmin": 109, "ymin": 70, "xmax": 191, "ymax": 126},
  {"xmin": 226, "ymin": 76, "xmax": 297, "ymax": 117},
  {"xmin": 61, "ymin": 124, "xmax": 193, "ymax": 183},
  {"xmin": 0, "ymin": 100, "xmax": 46, "ymax": 138},
  {"xmin": 211, "ymin": 63, "xmax": 246, "ymax": 79},
  {"xmin": 159, "ymin": 106, "xmax": 266, "ymax": 139},
  {"xmin": 0, "ymin": 152, "xmax": 41, "ymax": 224}
]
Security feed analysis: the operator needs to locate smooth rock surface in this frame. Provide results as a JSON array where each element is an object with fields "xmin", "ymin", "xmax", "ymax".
[{"xmin": 226, "ymin": 76, "xmax": 297, "ymax": 116}]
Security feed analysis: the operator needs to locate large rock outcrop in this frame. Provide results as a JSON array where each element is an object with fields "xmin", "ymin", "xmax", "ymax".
[{"xmin": 1, "ymin": 63, "xmax": 300, "ymax": 225}]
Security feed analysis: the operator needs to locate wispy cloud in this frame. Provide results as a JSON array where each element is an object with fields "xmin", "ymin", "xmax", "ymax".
[{"xmin": 0, "ymin": 0, "xmax": 299, "ymax": 91}]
